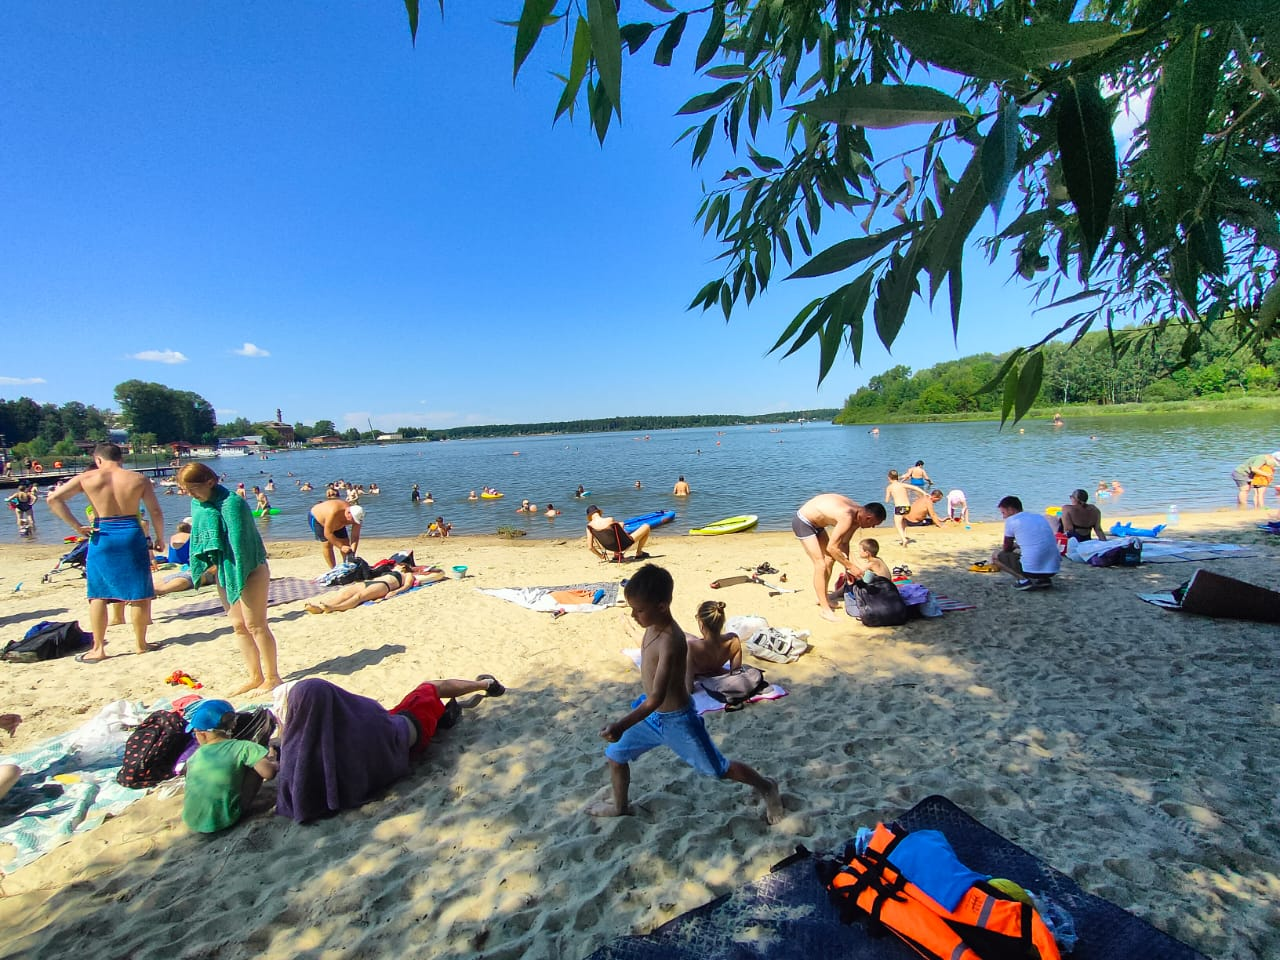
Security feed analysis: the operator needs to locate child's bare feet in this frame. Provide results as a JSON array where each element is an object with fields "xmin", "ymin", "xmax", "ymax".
[
  {"xmin": 759, "ymin": 778, "xmax": 784, "ymax": 824},
  {"xmin": 228, "ymin": 677, "xmax": 265, "ymax": 697},
  {"xmin": 584, "ymin": 787, "xmax": 629, "ymax": 818},
  {"xmin": 819, "ymin": 607, "xmax": 838, "ymax": 622}
]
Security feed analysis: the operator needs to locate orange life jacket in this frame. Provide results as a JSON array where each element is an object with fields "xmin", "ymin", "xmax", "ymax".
[{"xmin": 823, "ymin": 822, "xmax": 1063, "ymax": 960}]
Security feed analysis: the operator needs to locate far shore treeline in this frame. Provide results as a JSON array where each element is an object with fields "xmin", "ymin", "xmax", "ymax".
[
  {"xmin": 835, "ymin": 325, "xmax": 1280, "ymax": 424},
  {"xmin": 0, "ymin": 384, "xmax": 838, "ymax": 459}
]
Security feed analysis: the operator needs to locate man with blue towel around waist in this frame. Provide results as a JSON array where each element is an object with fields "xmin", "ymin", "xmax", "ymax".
[{"xmin": 48, "ymin": 443, "xmax": 164, "ymax": 663}]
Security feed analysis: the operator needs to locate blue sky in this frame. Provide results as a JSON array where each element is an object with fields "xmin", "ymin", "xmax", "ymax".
[{"xmin": 0, "ymin": 3, "xmax": 1092, "ymax": 432}]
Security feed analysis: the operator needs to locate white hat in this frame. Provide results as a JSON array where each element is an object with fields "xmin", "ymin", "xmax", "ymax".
[
  {"xmin": 348, "ymin": 504, "xmax": 365, "ymax": 524},
  {"xmin": 183, "ymin": 517, "xmax": 193, "ymax": 525}
]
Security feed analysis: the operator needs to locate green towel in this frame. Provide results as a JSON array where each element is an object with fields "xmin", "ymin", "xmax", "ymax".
[{"xmin": 189, "ymin": 485, "xmax": 268, "ymax": 605}]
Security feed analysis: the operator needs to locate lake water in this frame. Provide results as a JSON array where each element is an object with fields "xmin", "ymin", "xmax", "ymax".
[{"xmin": 6, "ymin": 411, "xmax": 1276, "ymax": 547}]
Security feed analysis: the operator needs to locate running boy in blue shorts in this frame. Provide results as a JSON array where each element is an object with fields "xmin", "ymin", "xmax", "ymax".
[{"xmin": 586, "ymin": 564, "xmax": 784, "ymax": 824}]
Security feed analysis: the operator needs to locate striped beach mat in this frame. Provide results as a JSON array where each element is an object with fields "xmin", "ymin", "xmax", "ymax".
[
  {"xmin": 935, "ymin": 595, "xmax": 976, "ymax": 612},
  {"xmin": 161, "ymin": 577, "xmax": 329, "ymax": 619},
  {"xmin": 586, "ymin": 794, "xmax": 1207, "ymax": 960}
]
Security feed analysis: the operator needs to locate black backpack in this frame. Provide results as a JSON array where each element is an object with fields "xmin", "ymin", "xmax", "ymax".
[
  {"xmin": 118, "ymin": 710, "xmax": 192, "ymax": 788},
  {"xmin": 334, "ymin": 556, "xmax": 374, "ymax": 585},
  {"xmin": 848, "ymin": 576, "xmax": 910, "ymax": 627},
  {"xmin": 2, "ymin": 620, "xmax": 90, "ymax": 662}
]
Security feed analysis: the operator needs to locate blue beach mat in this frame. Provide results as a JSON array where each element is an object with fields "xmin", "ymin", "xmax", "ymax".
[{"xmin": 586, "ymin": 795, "xmax": 1207, "ymax": 960}]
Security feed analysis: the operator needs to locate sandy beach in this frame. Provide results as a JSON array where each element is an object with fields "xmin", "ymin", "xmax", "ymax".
[{"xmin": 0, "ymin": 510, "xmax": 1276, "ymax": 959}]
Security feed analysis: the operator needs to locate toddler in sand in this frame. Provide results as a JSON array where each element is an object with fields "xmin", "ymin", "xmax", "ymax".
[
  {"xmin": 588, "ymin": 564, "xmax": 783, "ymax": 824},
  {"xmin": 182, "ymin": 700, "xmax": 278, "ymax": 834},
  {"xmin": 685, "ymin": 600, "xmax": 742, "ymax": 679}
]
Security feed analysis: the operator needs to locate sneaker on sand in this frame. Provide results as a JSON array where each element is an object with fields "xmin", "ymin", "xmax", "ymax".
[{"xmin": 1015, "ymin": 578, "xmax": 1052, "ymax": 591}]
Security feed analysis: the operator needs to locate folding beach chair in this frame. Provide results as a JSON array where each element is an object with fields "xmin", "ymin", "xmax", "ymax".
[{"xmin": 590, "ymin": 522, "xmax": 636, "ymax": 563}]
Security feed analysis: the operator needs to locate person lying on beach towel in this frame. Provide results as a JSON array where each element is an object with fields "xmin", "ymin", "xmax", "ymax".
[
  {"xmin": 274, "ymin": 675, "xmax": 504, "ymax": 823},
  {"xmin": 304, "ymin": 562, "xmax": 442, "ymax": 613}
]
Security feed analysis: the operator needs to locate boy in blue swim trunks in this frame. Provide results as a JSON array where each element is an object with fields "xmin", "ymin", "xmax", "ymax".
[{"xmin": 587, "ymin": 564, "xmax": 784, "ymax": 824}]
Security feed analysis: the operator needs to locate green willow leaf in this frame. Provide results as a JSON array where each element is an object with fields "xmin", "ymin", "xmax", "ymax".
[
  {"xmin": 554, "ymin": 16, "xmax": 593, "ymax": 122},
  {"xmin": 404, "ymin": 0, "xmax": 420, "ymax": 44},
  {"xmin": 587, "ymin": 0, "xmax": 623, "ymax": 118},
  {"xmin": 654, "ymin": 12, "xmax": 687, "ymax": 66},
  {"xmin": 691, "ymin": 115, "xmax": 716, "ymax": 165},
  {"xmin": 977, "ymin": 347, "xmax": 1024, "ymax": 398},
  {"xmin": 643, "ymin": 0, "xmax": 677, "ymax": 13},
  {"xmin": 677, "ymin": 81, "xmax": 742, "ymax": 115},
  {"xmin": 999, "ymin": 366, "xmax": 1018, "ymax": 428},
  {"xmin": 768, "ymin": 297, "xmax": 823, "ymax": 354},
  {"xmin": 1257, "ymin": 277, "xmax": 1280, "ymax": 337},
  {"xmin": 791, "ymin": 84, "xmax": 968, "ymax": 128},
  {"xmin": 705, "ymin": 64, "xmax": 749, "ymax": 79},
  {"xmin": 780, "ymin": 297, "xmax": 835, "ymax": 358},
  {"xmin": 786, "ymin": 221, "xmax": 917, "ymax": 280},
  {"xmin": 947, "ymin": 258, "xmax": 962, "ymax": 341},
  {"xmin": 1011, "ymin": 21, "xmax": 1126, "ymax": 66},
  {"xmin": 1013, "ymin": 351, "xmax": 1044, "ymax": 422},
  {"xmin": 818, "ymin": 296, "xmax": 848, "ymax": 383},
  {"xmin": 619, "ymin": 22, "xmax": 657, "ymax": 55},
  {"xmin": 1055, "ymin": 78, "xmax": 1117, "ymax": 274},
  {"xmin": 1146, "ymin": 29, "xmax": 1229, "ymax": 207},
  {"xmin": 979, "ymin": 98, "xmax": 1019, "ymax": 221},
  {"xmin": 878, "ymin": 11, "xmax": 1028, "ymax": 82},
  {"xmin": 696, "ymin": 3, "xmax": 727, "ymax": 71},
  {"xmin": 1178, "ymin": 0, "xmax": 1274, "ymax": 22},
  {"xmin": 588, "ymin": 77, "xmax": 613, "ymax": 143},
  {"xmin": 925, "ymin": 151, "xmax": 985, "ymax": 300},
  {"xmin": 515, "ymin": 0, "xmax": 557, "ymax": 81}
]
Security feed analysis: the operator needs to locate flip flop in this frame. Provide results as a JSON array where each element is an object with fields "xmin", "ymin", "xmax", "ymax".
[
  {"xmin": 476, "ymin": 674, "xmax": 505, "ymax": 698},
  {"xmin": 968, "ymin": 562, "xmax": 999, "ymax": 573},
  {"xmin": 75, "ymin": 653, "xmax": 106, "ymax": 664}
]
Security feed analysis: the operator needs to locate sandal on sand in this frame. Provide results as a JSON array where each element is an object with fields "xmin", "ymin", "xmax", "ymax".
[
  {"xmin": 969, "ymin": 561, "xmax": 999, "ymax": 573},
  {"xmin": 477, "ymin": 674, "xmax": 505, "ymax": 698},
  {"xmin": 437, "ymin": 698, "xmax": 463, "ymax": 729}
]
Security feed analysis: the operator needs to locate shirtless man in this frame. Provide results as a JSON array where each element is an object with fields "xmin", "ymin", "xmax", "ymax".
[
  {"xmin": 309, "ymin": 499, "xmax": 364, "ymax": 568},
  {"xmin": 587, "ymin": 505, "xmax": 652, "ymax": 560},
  {"xmin": 884, "ymin": 470, "xmax": 923, "ymax": 546},
  {"xmin": 672, "ymin": 476, "xmax": 691, "ymax": 496},
  {"xmin": 793, "ymin": 494, "xmax": 886, "ymax": 621},
  {"xmin": 48, "ymin": 443, "xmax": 165, "ymax": 661},
  {"xmin": 903, "ymin": 490, "xmax": 946, "ymax": 528}
]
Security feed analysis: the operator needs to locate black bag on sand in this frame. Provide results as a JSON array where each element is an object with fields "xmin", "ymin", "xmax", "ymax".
[
  {"xmin": 334, "ymin": 556, "xmax": 374, "ymax": 585},
  {"xmin": 118, "ymin": 710, "xmax": 191, "ymax": 788},
  {"xmin": 849, "ymin": 576, "xmax": 910, "ymax": 627},
  {"xmin": 700, "ymin": 666, "xmax": 770, "ymax": 710},
  {"xmin": 226, "ymin": 708, "xmax": 277, "ymax": 746},
  {"xmin": 2, "ymin": 620, "xmax": 90, "ymax": 662}
]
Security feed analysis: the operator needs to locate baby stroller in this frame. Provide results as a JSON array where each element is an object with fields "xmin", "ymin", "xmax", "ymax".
[{"xmin": 42, "ymin": 537, "xmax": 89, "ymax": 583}]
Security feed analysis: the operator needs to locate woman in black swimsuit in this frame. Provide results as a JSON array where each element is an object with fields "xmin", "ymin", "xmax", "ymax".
[{"xmin": 305, "ymin": 563, "xmax": 441, "ymax": 613}]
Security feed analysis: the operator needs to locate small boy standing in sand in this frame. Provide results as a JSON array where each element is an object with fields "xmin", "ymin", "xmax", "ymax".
[{"xmin": 587, "ymin": 564, "xmax": 783, "ymax": 824}]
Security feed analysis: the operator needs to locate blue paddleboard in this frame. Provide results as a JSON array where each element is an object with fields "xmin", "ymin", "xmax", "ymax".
[{"xmin": 624, "ymin": 510, "xmax": 675, "ymax": 534}]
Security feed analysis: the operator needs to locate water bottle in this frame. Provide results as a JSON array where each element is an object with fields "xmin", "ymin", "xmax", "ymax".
[{"xmin": 1167, "ymin": 504, "xmax": 1179, "ymax": 527}]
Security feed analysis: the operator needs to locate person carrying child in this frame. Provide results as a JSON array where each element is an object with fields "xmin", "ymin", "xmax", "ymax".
[
  {"xmin": 685, "ymin": 600, "xmax": 742, "ymax": 680},
  {"xmin": 587, "ymin": 564, "xmax": 783, "ymax": 824},
  {"xmin": 182, "ymin": 699, "xmax": 278, "ymax": 834}
]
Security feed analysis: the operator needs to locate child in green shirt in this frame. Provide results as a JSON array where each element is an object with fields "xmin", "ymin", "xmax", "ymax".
[{"xmin": 182, "ymin": 699, "xmax": 278, "ymax": 834}]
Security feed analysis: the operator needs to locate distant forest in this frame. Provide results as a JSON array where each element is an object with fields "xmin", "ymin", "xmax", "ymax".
[
  {"xmin": 836, "ymin": 326, "xmax": 1280, "ymax": 423},
  {"xmin": 394, "ymin": 410, "xmax": 840, "ymax": 440}
]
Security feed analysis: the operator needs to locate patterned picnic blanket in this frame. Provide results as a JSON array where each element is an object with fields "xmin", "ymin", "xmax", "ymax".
[
  {"xmin": 160, "ymin": 577, "xmax": 329, "ymax": 619},
  {"xmin": 0, "ymin": 700, "xmax": 162, "ymax": 872}
]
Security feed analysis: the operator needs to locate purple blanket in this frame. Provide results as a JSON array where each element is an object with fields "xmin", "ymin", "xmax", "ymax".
[{"xmin": 275, "ymin": 678, "xmax": 411, "ymax": 823}]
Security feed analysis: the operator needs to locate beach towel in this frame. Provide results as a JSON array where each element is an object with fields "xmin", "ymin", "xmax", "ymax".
[
  {"xmin": 481, "ymin": 581, "xmax": 620, "ymax": 614},
  {"xmin": 586, "ymin": 794, "xmax": 1208, "ymax": 960},
  {"xmin": 188, "ymin": 484, "xmax": 268, "ymax": 605},
  {"xmin": 274, "ymin": 678, "xmax": 412, "ymax": 823},
  {"xmin": 622, "ymin": 649, "xmax": 787, "ymax": 714},
  {"xmin": 161, "ymin": 577, "xmax": 329, "ymax": 619},
  {"xmin": 361, "ymin": 578, "xmax": 444, "ymax": 606},
  {"xmin": 1067, "ymin": 538, "xmax": 1258, "ymax": 564},
  {"xmin": 0, "ymin": 700, "xmax": 156, "ymax": 872},
  {"xmin": 86, "ymin": 516, "xmax": 154, "ymax": 601},
  {"xmin": 933, "ymin": 596, "xmax": 977, "ymax": 612}
]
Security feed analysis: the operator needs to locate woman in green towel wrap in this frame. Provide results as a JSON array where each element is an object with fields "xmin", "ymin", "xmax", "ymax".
[{"xmin": 179, "ymin": 462, "xmax": 282, "ymax": 696}]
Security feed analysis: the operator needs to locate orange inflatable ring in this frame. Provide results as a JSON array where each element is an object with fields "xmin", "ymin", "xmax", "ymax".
[{"xmin": 32, "ymin": 463, "xmax": 43, "ymax": 472}]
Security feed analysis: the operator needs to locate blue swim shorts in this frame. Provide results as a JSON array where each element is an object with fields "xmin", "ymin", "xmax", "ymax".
[{"xmin": 605, "ymin": 703, "xmax": 730, "ymax": 777}]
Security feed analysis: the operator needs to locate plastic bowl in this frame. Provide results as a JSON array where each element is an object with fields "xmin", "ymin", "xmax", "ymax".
[{"xmin": 450, "ymin": 565, "xmax": 468, "ymax": 579}]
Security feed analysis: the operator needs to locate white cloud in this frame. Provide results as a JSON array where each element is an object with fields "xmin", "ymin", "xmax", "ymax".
[
  {"xmin": 217, "ymin": 409, "xmax": 239, "ymax": 417},
  {"xmin": 0, "ymin": 376, "xmax": 46, "ymax": 386},
  {"xmin": 130, "ymin": 349, "xmax": 188, "ymax": 364},
  {"xmin": 234, "ymin": 342, "xmax": 270, "ymax": 358}
]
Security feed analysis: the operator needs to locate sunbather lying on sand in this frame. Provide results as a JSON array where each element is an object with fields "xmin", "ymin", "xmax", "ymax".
[{"xmin": 306, "ymin": 562, "xmax": 442, "ymax": 613}]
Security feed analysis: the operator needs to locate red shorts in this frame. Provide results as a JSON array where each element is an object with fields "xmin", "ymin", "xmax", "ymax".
[{"xmin": 390, "ymin": 682, "xmax": 446, "ymax": 755}]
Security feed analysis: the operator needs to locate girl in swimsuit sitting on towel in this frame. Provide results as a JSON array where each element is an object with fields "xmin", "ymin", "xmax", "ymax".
[
  {"xmin": 305, "ymin": 562, "xmax": 441, "ymax": 613},
  {"xmin": 685, "ymin": 600, "xmax": 742, "ymax": 680}
]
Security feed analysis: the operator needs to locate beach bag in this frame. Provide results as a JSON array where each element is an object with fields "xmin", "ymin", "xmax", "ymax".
[
  {"xmin": 745, "ymin": 626, "xmax": 810, "ymax": 663},
  {"xmin": 320, "ymin": 557, "xmax": 373, "ymax": 586},
  {"xmin": 226, "ymin": 708, "xmax": 277, "ymax": 747},
  {"xmin": 2, "ymin": 620, "xmax": 89, "ymax": 662},
  {"xmin": 118, "ymin": 710, "xmax": 192, "ymax": 788},
  {"xmin": 1087, "ymin": 538, "xmax": 1142, "ymax": 568},
  {"xmin": 699, "ymin": 666, "xmax": 769, "ymax": 709},
  {"xmin": 848, "ymin": 576, "xmax": 910, "ymax": 626}
]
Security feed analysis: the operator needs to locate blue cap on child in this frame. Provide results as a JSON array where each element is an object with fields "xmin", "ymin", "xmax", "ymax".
[{"xmin": 185, "ymin": 699, "xmax": 235, "ymax": 732}]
